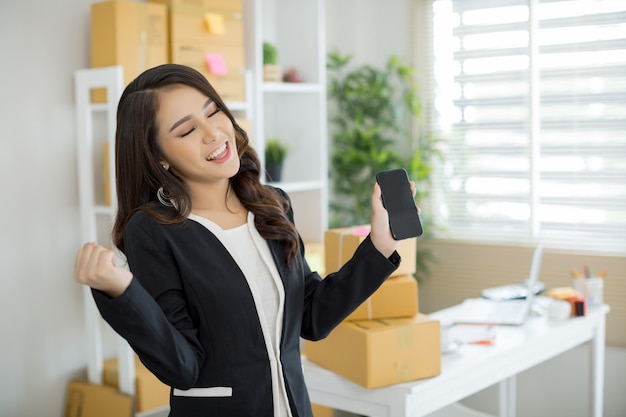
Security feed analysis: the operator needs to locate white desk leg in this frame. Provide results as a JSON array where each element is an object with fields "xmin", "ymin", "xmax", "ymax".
[
  {"xmin": 498, "ymin": 376, "xmax": 516, "ymax": 417},
  {"xmin": 591, "ymin": 315, "xmax": 606, "ymax": 417}
]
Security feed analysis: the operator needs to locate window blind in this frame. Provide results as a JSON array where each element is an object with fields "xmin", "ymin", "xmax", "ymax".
[{"xmin": 419, "ymin": 0, "xmax": 626, "ymax": 254}]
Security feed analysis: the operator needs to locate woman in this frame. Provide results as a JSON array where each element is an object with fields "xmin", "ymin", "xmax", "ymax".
[{"xmin": 73, "ymin": 64, "xmax": 411, "ymax": 417}]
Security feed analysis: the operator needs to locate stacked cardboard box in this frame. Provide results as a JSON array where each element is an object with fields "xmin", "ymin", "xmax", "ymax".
[
  {"xmin": 102, "ymin": 356, "xmax": 170, "ymax": 413},
  {"xmin": 324, "ymin": 225, "xmax": 417, "ymax": 279},
  {"xmin": 90, "ymin": 0, "xmax": 246, "ymax": 103},
  {"xmin": 90, "ymin": 1, "xmax": 169, "ymax": 102},
  {"xmin": 311, "ymin": 403, "xmax": 335, "ymax": 417},
  {"xmin": 64, "ymin": 379, "xmax": 134, "ymax": 417},
  {"xmin": 304, "ymin": 225, "xmax": 441, "ymax": 389},
  {"xmin": 344, "ymin": 274, "xmax": 418, "ymax": 321},
  {"xmin": 149, "ymin": 0, "xmax": 246, "ymax": 102}
]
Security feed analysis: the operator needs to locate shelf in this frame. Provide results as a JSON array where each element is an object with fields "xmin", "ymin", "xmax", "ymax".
[
  {"xmin": 262, "ymin": 82, "xmax": 322, "ymax": 93},
  {"xmin": 90, "ymin": 101, "xmax": 247, "ymax": 113},
  {"xmin": 135, "ymin": 405, "xmax": 170, "ymax": 417},
  {"xmin": 250, "ymin": 0, "xmax": 328, "ymax": 241},
  {"xmin": 226, "ymin": 101, "xmax": 248, "ymax": 111},
  {"xmin": 94, "ymin": 205, "xmax": 114, "ymax": 215},
  {"xmin": 89, "ymin": 102, "xmax": 110, "ymax": 112},
  {"xmin": 265, "ymin": 180, "xmax": 324, "ymax": 193}
]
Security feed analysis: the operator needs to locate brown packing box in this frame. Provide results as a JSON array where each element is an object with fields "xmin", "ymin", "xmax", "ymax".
[
  {"xmin": 152, "ymin": 0, "xmax": 246, "ymax": 102},
  {"xmin": 103, "ymin": 357, "xmax": 170, "ymax": 412},
  {"xmin": 311, "ymin": 403, "xmax": 335, "ymax": 417},
  {"xmin": 304, "ymin": 241, "xmax": 326, "ymax": 275},
  {"xmin": 64, "ymin": 379, "xmax": 134, "ymax": 417},
  {"xmin": 324, "ymin": 226, "xmax": 417, "ymax": 278},
  {"xmin": 149, "ymin": 0, "xmax": 242, "ymax": 10},
  {"xmin": 90, "ymin": 1, "xmax": 168, "ymax": 102},
  {"xmin": 235, "ymin": 117, "xmax": 252, "ymax": 145},
  {"xmin": 345, "ymin": 275, "xmax": 418, "ymax": 321},
  {"xmin": 171, "ymin": 40, "xmax": 245, "ymax": 102},
  {"xmin": 168, "ymin": 3, "xmax": 244, "ymax": 45},
  {"xmin": 305, "ymin": 314, "xmax": 441, "ymax": 389}
]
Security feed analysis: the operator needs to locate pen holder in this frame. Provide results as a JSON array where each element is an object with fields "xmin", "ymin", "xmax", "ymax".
[{"xmin": 572, "ymin": 277, "xmax": 603, "ymax": 309}]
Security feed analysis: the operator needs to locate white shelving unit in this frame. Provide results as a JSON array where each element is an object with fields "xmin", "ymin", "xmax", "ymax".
[
  {"xmin": 245, "ymin": 0, "xmax": 328, "ymax": 242},
  {"xmin": 74, "ymin": 66, "xmax": 136, "ymax": 399}
]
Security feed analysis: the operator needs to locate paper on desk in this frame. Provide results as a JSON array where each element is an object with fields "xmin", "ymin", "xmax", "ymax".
[{"xmin": 450, "ymin": 324, "xmax": 497, "ymax": 345}]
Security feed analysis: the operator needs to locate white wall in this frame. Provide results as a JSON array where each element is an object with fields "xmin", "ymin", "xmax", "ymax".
[
  {"xmin": 326, "ymin": 0, "xmax": 413, "ymax": 70},
  {"xmin": 0, "ymin": 1, "xmax": 100, "ymax": 416}
]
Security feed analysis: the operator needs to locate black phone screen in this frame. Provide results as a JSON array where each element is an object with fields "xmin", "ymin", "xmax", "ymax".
[{"xmin": 376, "ymin": 168, "xmax": 423, "ymax": 240}]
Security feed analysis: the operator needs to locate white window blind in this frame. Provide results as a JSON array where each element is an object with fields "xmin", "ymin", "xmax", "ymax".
[{"xmin": 421, "ymin": 0, "xmax": 626, "ymax": 254}]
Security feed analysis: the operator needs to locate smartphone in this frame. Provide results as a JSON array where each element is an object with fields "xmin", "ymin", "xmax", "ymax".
[{"xmin": 376, "ymin": 168, "xmax": 423, "ymax": 240}]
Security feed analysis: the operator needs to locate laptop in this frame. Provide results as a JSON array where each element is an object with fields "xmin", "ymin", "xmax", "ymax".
[{"xmin": 450, "ymin": 243, "xmax": 544, "ymax": 326}]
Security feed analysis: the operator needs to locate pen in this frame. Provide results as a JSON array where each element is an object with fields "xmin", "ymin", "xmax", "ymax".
[
  {"xmin": 583, "ymin": 264, "xmax": 590, "ymax": 279},
  {"xmin": 571, "ymin": 269, "xmax": 581, "ymax": 279},
  {"xmin": 598, "ymin": 269, "xmax": 607, "ymax": 279}
]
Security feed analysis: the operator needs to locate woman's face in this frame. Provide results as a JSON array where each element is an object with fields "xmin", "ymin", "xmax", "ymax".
[{"xmin": 155, "ymin": 84, "xmax": 240, "ymax": 187}]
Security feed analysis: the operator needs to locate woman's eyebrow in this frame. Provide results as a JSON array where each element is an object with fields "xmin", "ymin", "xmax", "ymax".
[{"xmin": 168, "ymin": 98, "xmax": 214, "ymax": 132}]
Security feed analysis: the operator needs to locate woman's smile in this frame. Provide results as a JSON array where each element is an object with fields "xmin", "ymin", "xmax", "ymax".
[{"xmin": 206, "ymin": 141, "xmax": 230, "ymax": 162}]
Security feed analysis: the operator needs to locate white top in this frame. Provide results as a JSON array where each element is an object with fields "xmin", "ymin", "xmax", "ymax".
[{"xmin": 188, "ymin": 211, "xmax": 292, "ymax": 417}]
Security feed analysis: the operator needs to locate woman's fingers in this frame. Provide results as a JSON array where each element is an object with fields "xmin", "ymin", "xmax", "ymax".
[
  {"xmin": 73, "ymin": 242, "xmax": 96, "ymax": 284},
  {"xmin": 73, "ymin": 242, "xmax": 131, "ymax": 297},
  {"xmin": 370, "ymin": 182, "xmax": 398, "ymax": 258}
]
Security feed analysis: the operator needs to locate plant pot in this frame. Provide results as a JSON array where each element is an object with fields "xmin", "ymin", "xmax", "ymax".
[
  {"xmin": 266, "ymin": 163, "xmax": 283, "ymax": 182},
  {"xmin": 263, "ymin": 65, "xmax": 282, "ymax": 82}
]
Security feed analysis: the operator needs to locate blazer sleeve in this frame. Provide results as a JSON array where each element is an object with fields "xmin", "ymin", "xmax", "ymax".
[
  {"xmin": 272, "ymin": 187, "xmax": 401, "ymax": 341},
  {"xmin": 300, "ymin": 235, "xmax": 400, "ymax": 341},
  {"xmin": 91, "ymin": 214, "xmax": 204, "ymax": 389}
]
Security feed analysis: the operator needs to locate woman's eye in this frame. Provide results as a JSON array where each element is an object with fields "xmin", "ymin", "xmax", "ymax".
[
  {"xmin": 180, "ymin": 128, "xmax": 195, "ymax": 138},
  {"xmin": 207, "ymin": 108, "xmax": 220, "ymax": 118}
]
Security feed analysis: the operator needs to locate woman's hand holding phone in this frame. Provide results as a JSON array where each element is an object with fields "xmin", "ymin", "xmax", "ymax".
[
  {"xmin": 370, "ymin": 174, "xmax": 418, "ymax": 258},
  {"xmin": 376, "ymin": 168, "xmax": 423, "ymax": 240}
]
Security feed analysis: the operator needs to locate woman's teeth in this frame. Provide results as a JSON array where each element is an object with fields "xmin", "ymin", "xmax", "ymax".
[{"xmin": 206, "ymin": 143, "xmax": 228, "ymax": 161}]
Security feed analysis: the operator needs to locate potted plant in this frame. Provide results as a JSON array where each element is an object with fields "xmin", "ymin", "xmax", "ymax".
[
  {"xmin": 327, "ymin": 49, "xmax": 444, "ymax": 281},
  {"xmin": 263, "ymin": 42, "xmax": 282, "ymax": 82},
  {"xmin": 264, "ymin": 138, "xmax": 288, "ymax": 182}
]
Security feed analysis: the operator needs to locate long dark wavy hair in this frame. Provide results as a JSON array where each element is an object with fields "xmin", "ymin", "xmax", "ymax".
[{"xmin": 112, "ymin": 64, "xmax": 300, "ymax": 265}]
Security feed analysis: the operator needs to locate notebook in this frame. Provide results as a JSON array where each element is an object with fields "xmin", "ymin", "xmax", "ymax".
[{"xmin": 451, "ymin": 243, "xmax": 544, "ymax": 326}]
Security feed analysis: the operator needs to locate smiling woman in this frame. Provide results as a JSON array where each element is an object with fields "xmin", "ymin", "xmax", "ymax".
[{"xmin": 72, "ymin": 63, "xmax": 409, "ymax": 417}]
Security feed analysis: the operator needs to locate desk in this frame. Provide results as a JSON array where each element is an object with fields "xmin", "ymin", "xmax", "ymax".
[{"xmin": 303, "ymin": 303, "xmax": 609, "ymax": 417}]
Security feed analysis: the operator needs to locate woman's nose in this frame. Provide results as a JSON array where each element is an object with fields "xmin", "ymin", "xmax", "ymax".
[{"xmin": 200, "ymin": 119, "xmax": 218, "ymax": 144}]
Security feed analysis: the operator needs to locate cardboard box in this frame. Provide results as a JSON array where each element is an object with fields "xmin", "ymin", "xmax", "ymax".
[
  {"xmin": 345, "ymin": 275, "xmax": 418, "ymax": 321},
  {"xmin": 149, "ymin": 0, "xmax": 246, "ymax": 102},
  {"xmin": 168, "ymin": 3, "xmax": 243, "ymax": 44},
  {"xmin": 171, "ymin": 40, "xmax": 245, "ymax": 102},
  {"xmin": 235, "ymin": 117, "xmax": 252, "ymax": 144},
  {"xmin": 304, "ymin": 241, "xmax": 325, "ymax": 275},
  {"xmin": 305, "ymin": 314, "xmax": 441, "ymax": 389},
  {"xmin": 324, "ymin": 226, "xmax": 417, "ymax": 278},
  {"xmin": 64, "ymin": 379, "xmax": 133, "ymax": 417},
  {"xmin": 311, "ymin": 403, "xmax": 335, "ymax": 417},
  {"xmin": 103, "ymin": 357, "xmax": 170, "ymax": 412},
  {"xmin": 149, "ymin": 0, "xmax": 241, "ymax": 10},
  {"xmin": 90, "ymin": 1, "xmax": 169, "ymax": 102}
]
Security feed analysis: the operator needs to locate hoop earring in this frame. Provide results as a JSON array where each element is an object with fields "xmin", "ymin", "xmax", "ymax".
[{"xmin": 157, "ymin": 186, "xmax": 174, "ymax": 207}]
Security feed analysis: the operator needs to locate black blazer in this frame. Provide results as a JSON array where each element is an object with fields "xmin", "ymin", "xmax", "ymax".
[{"xmin": 93, "ymin": 188, "xmax": 400, "ymax": 417}]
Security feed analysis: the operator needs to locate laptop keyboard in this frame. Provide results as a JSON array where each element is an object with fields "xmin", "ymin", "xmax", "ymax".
[{"xmin": 481, "ymin": 281, "xmax": 546, "ymax": 301}]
